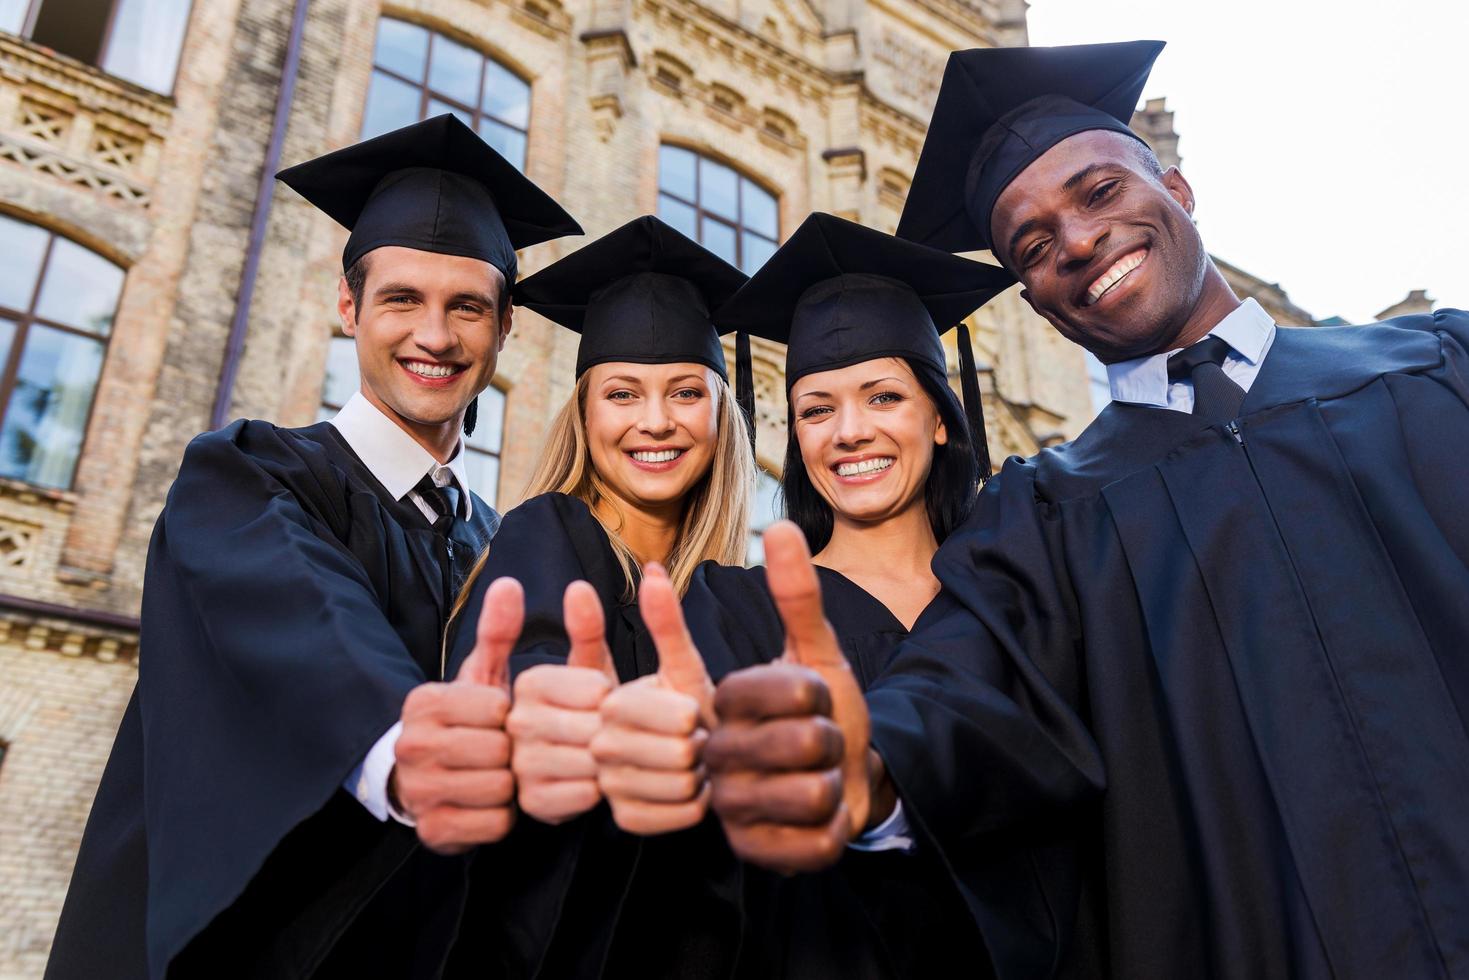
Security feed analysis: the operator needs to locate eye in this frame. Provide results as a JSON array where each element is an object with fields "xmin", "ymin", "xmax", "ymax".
[
  {"xmin": 870, "ymin": 391, "xmax": 903, "ymax": 406},
  {"xmin": 671, "ymin": 387, "xmax": 704, "ymax": 401},
  {"xmin": 385, "ymin": 294, "xmax": 416, "ymax": 306},
  {"xmin": 453, "ymin": 303, "xmax": 485, "ymax": 316},
  {"xmin": 1021, "ymin": 239, "xmax": 1049, "ymax": 268},
  {"xmin": 798, "ymin": 405, "xmax": 833, "ymax": 420},
  {"xmin": 1089, "ymin": 179, "xmax": 1120, "ymax": 206},
  {"xmin": 607, "ymin": 389, "xmax": 636, "ymax": 402}
]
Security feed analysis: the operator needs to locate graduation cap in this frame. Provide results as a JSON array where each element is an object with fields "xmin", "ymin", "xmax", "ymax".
[
  {"xmin": 896, "ymin": 40, "xmax": 1165, "ymax": 255},
  {"xmin": 278, "ymin": 114, "xmax": 582, "ymax": 438},
  {"xmin": 277, "ymin": 113, "xmax": 583, "ymax": 279},
  {"xmin": 515, "ymin": 215, "xmax": 756, "ymax": 435},
  {"xmin": 717, "ymin": 213, "xmax": 1014, "ymax": 476}
]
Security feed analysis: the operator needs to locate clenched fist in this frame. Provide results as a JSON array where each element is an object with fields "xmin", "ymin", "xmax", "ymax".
[
  {"xmin": 506, "ymin": 580, "xmax": 618, "ymax": 825},
  {"xmin": 705, "ymin": 521, "xmax": 874, "ymax": 874},
  {"xmin": 592, "ymin": 562, "xmax": 715, "ymax": 835},
  {"xmin": 393, "ymin": 577, "xmax": 522, "ymax": 854}
]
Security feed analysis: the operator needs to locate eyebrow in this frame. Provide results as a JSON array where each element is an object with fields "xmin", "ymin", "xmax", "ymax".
[
  {"xmin": 1004, "ymin": 163, "xmax": 1119, "ymax": 262},
  {"xmin": 860, "ymin": 376, "xmax": 906, "ymax": 390},
  {"xmin": 373, "ymin": 281, "xmax": 421, "ymax": 299},
  {"xmin": 448, "ymin": 290, "xmax": 498, "ymax": 310}
]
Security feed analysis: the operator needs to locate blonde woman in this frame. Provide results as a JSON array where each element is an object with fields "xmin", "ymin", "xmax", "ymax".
[{"xmin": 441, "ymin": 216, "xmax": 754, "ymax": 977}]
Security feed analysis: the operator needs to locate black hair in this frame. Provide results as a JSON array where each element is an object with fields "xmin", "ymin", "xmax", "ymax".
[{"xmin": 779, "ymin": 357, "xmax": 981, "ymax": 554}]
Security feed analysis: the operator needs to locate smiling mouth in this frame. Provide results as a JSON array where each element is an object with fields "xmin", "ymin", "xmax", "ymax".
[
  {"xmin": 630, "ymin": 449, "xmax": 686, "ymax": 464},
  {"xmin": 1084, "ymin": 248, "xmax": 1148, "ymax": 306},
  {"xmin": 400, "ymin": 359, "xmax": 466, "ymax": 380},
  {"xmin": 834, "ymin": 457, "xmax": 894, "ymax": 478}
]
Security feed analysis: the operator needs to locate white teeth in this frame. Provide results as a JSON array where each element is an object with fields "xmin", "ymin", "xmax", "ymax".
[
  {"xmin": 836, "ymin": 457, "xmax": 894, "ymax": 477},
  {"xmin": 1086, "ymin": 250, "xmax": 1147, "ymax": 305},
  {"xmin": 632, "ymin": 449, "xmax": 683, "ymax": 463},
  {"xmin": 404, "ymin": 361, "xmax": 457, "ymax": 378}
]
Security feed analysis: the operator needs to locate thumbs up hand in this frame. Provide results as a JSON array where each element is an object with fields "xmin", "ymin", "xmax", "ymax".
[
  {"xmin": 591, "ymin": 562, "xmax": 715, "ymax": 835},
  {"xmin": 506, "ymin": 580, "xmax": 618, "ymax": 825},
  {"xmin": 705, "ymin": 522, "xmax": 871, "ymax": 873},
  {"xmin": 393, "ymin": 577, "xmax": 521, "ymax": 854}
]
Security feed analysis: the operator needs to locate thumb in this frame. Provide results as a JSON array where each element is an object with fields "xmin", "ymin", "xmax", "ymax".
[
  {"xmin": 455, "ymin": 576, "xmax": 523, "ymax": 689},
  {"xmin": 563, "ymin": 580, "xmax": 617, "ymax": 679},
  {"xmin": 763, "ymin": 521, "xmax": 842, "ymax": 669},
  {"xmin": 638, "ymin": 562, "xmax": 711, "ymax": 699}
]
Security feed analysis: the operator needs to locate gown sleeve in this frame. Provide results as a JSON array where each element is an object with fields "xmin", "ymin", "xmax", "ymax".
[{"xmin": 130, "ymin": 421, "xmax": 431, "ymax": 976}]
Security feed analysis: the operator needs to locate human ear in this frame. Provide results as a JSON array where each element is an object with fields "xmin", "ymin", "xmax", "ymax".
[
  {"xmin": 337, "ymin": 276, "xmax": 358, "ymax": 337},
  {"xmin": 1161, "ymin": 166, "xmax": 1196, "ymax": 216}
]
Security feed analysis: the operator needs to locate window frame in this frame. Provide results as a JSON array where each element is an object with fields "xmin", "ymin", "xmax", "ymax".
[
  {"xmin": 657, "ymin": 144, "xmax": 779, "ymax": 273},
  {"xmin": 363, "ymin": 19, "xmax": 531, "ymax": 167},
  {"xmin": 11, "ymin": 0, "xmax": 196, "ymax": 95},
  {"xmin": 0, "ymin": 221, "xmax": 120, "ymax": 491}
]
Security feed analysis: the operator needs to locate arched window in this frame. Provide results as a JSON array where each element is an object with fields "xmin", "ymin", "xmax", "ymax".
[
  {"xmin": 316, "ymin": 335, "xmax": 508, "ymax": 509},
  {"xmin": 2, "ymin": 0, "xmax": 193, "ymax": 92},
  {"xmin": 361, "ymin": 18, "xmax": 531, "ymax": 170},
  {"xmin": 0, "ymin": 214, "xmax": 122, "ymax": 490},
  {"xmin": 657, "ymin": 145, "xmax": 778, "ymax": 274}
]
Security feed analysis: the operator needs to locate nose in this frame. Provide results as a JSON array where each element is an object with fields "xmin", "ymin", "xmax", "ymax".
[
  {"xmin": 832, "ymin": 405, "xmax": 875, "ymax": 450},
  {"xmin": 1057, "ymin": 214, "xmax": 1109, "ymax": 272},
  {"xmin": 412, "ymin": 308, "xmax": 456, "ymax": 356},
  {"xmin": 636, "ymin": 396, "xmax": 675, "ymax": 438}
]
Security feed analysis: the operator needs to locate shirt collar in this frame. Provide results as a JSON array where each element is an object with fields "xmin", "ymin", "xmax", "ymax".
[
  {"xmin": 328, "ymin": 392, "xmax": 473, "ymax": 519},
  {"xmin": 1105, "ymin": 298, "xmax": 1276, "ymax": 407}
]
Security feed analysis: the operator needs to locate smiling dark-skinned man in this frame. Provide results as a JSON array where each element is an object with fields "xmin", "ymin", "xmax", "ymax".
[{"xmin": 705, "ymin": 41, "xmax": 1469, "ymax": 980}]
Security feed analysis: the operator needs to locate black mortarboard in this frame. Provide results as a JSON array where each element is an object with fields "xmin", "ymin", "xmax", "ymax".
[
  {"xmin": 277, "ymin": 114, "xmax": 582, "ymax": 280},
  {"xmin": 717, "ymin": 213, "xmax": 1014, "ymax": 475},
  {"xmin": 897, "ymin": 40, "xmax": 1164, "ymax": 255},
  {"xmin": 515, "ymin": 216, "xmax": 755, "ymax": 439}
]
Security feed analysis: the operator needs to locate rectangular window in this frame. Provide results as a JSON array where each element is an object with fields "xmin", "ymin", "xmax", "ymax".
[{"xmin": 16, "ymin": 0, "xmax": 192, "ymax": 93}]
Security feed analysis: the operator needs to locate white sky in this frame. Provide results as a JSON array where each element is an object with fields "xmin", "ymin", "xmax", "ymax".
[{"xmin": 1025, "ymin": 0, "xmax": 1469, "ymax": 323}]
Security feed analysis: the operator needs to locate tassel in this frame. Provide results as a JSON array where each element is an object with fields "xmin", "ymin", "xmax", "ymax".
[
  {"xmin": 464, "ymin": 396, "xmax": 478, "ymax": 438},
  {"xmin": 956, "ymin": 323, "xmax": 991, "ymax": 480},
  {"xmin": 735, "ymin": 330, "xmax": 756, "ymax": 458}
]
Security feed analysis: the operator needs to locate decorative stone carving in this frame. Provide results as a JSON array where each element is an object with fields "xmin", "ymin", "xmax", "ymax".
[
  {"xmin": 0, "ymin": 34, "xmax": 172, "ymax": 206},
  {"xmin": 0, "ymin": 518, "xmax": 39, "ymax": 573}
]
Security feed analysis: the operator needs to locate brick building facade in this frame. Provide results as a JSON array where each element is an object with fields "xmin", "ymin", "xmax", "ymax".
[{"xmin": 0, "ymin": 0, "xmax": 1322, "ymax": 973}]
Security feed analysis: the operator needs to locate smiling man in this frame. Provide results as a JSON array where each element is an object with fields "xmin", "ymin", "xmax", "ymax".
[
  {"xmin": 46, "ymin": 115, "xmax": 581, "ymax": 979},
  {"xmin": 701, "ymin": 40, "xmax": 1469, "ymax": 979}
]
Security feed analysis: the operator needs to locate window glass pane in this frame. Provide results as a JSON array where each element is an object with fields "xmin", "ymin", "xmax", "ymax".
[
  {"xmin": 700, "ymin": 216, "xmax": 737, "ymax": 265},
  {"xmin": 657, "ymin": 195, "xmax": 697, "ymax": 240},
  {"xmin": 33, "ymin": 238, "xmax": 124, "ymax": 336},
  {"xmin": 745, "ymin": 469, "xmax": 783, "ymax": 566},
  {"xmin": 0, "ymin": 0, "xmax": 25, "ymax": 33},
  {"xmin": 426, "ymin": 34, "xmax": 481, "ymax": 108},
  {"xmin": 698, "ymin": 157, "xmax": 738, "ymax": 221},
  {"xmin": 482, "ymin": 60, "xmax": 530, "ymax": 129},
  {"xmin": 100, "ymin": 0, "xmax": 191, "ymax": 92},
  {"xmin": 30, "ymin": 0, "xmax": 109, "ymax": 70},
  {"xmin": 361, "ymin": 71, "xmax": 422, "ymax": 139},
  {"xmin": 373, "ymin": 18, "xmax": 428, "ymax": 81},
  {"xmin": 477, "ymin": 118, "xmax": 526, "ymax": 171},
  {"xmin": 427, "ymin": 98, "xmax": 473, "ymax": 130},
  {"xmin": 0, "ymin": 325, "xmax": 104, "ymax": 489},
  {"xmin": 658, "ymin": 145, "xmax": 696, "ymax": 201},
  {"xmin": 0, "ymin": 217, "xmax": 50, "ymax": 312},
  {"xmin": 739, "ymin": 231, "xmax": 776, "ymax": 275},
  {"xmin": 463, "ymin": 448, "xmax": 500, "ymax": 510},
  {"xmin": 741, "ymin": 181, "xmax": 778, "ymax": 238},
  {"xmin": 465, "ymin": 385, "xmax": 505, "ymax": 454},
  {"xmin": 320, "ymin": 335, "xmax": 358, "ymax": 410}
]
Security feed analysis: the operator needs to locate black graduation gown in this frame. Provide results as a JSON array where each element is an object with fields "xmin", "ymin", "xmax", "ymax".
[
  {"xmin": 681, "ymin": 562, "xmax": 995, "ymax": 980},
  {"xmin": 444, "ymin": 492, "xmax": 742, "ymax": 980},
  {"xmin": 46, "ymin": 420, "xmax": 498, "ymax": 980},
  {"xmin": 895, "ymin": 309, "xmax": 1469, "ymax": 978}
]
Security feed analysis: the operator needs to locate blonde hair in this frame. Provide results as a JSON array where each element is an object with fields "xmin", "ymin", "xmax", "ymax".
[{"xmin": 450, "ymin": 369, "xmax": 753, "ymax": 621}]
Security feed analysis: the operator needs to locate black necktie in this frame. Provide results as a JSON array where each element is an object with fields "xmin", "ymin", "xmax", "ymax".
[
  {"xmin": 413, "ymin": 474, "xmax": 461, "ymax": 536},
  {"xmin": 1167, "ymin": 335, "xmax": 1246, "ymax": 425}
]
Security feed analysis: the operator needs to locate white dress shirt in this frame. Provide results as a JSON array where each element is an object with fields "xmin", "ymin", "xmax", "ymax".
[
  {"xmin": 1105, "ymin": 297, "xmax": 1278, "ymax": 412},
  {"xmin": 332, "ymin": 392, "xmax": 472, "ymax": 824}
]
